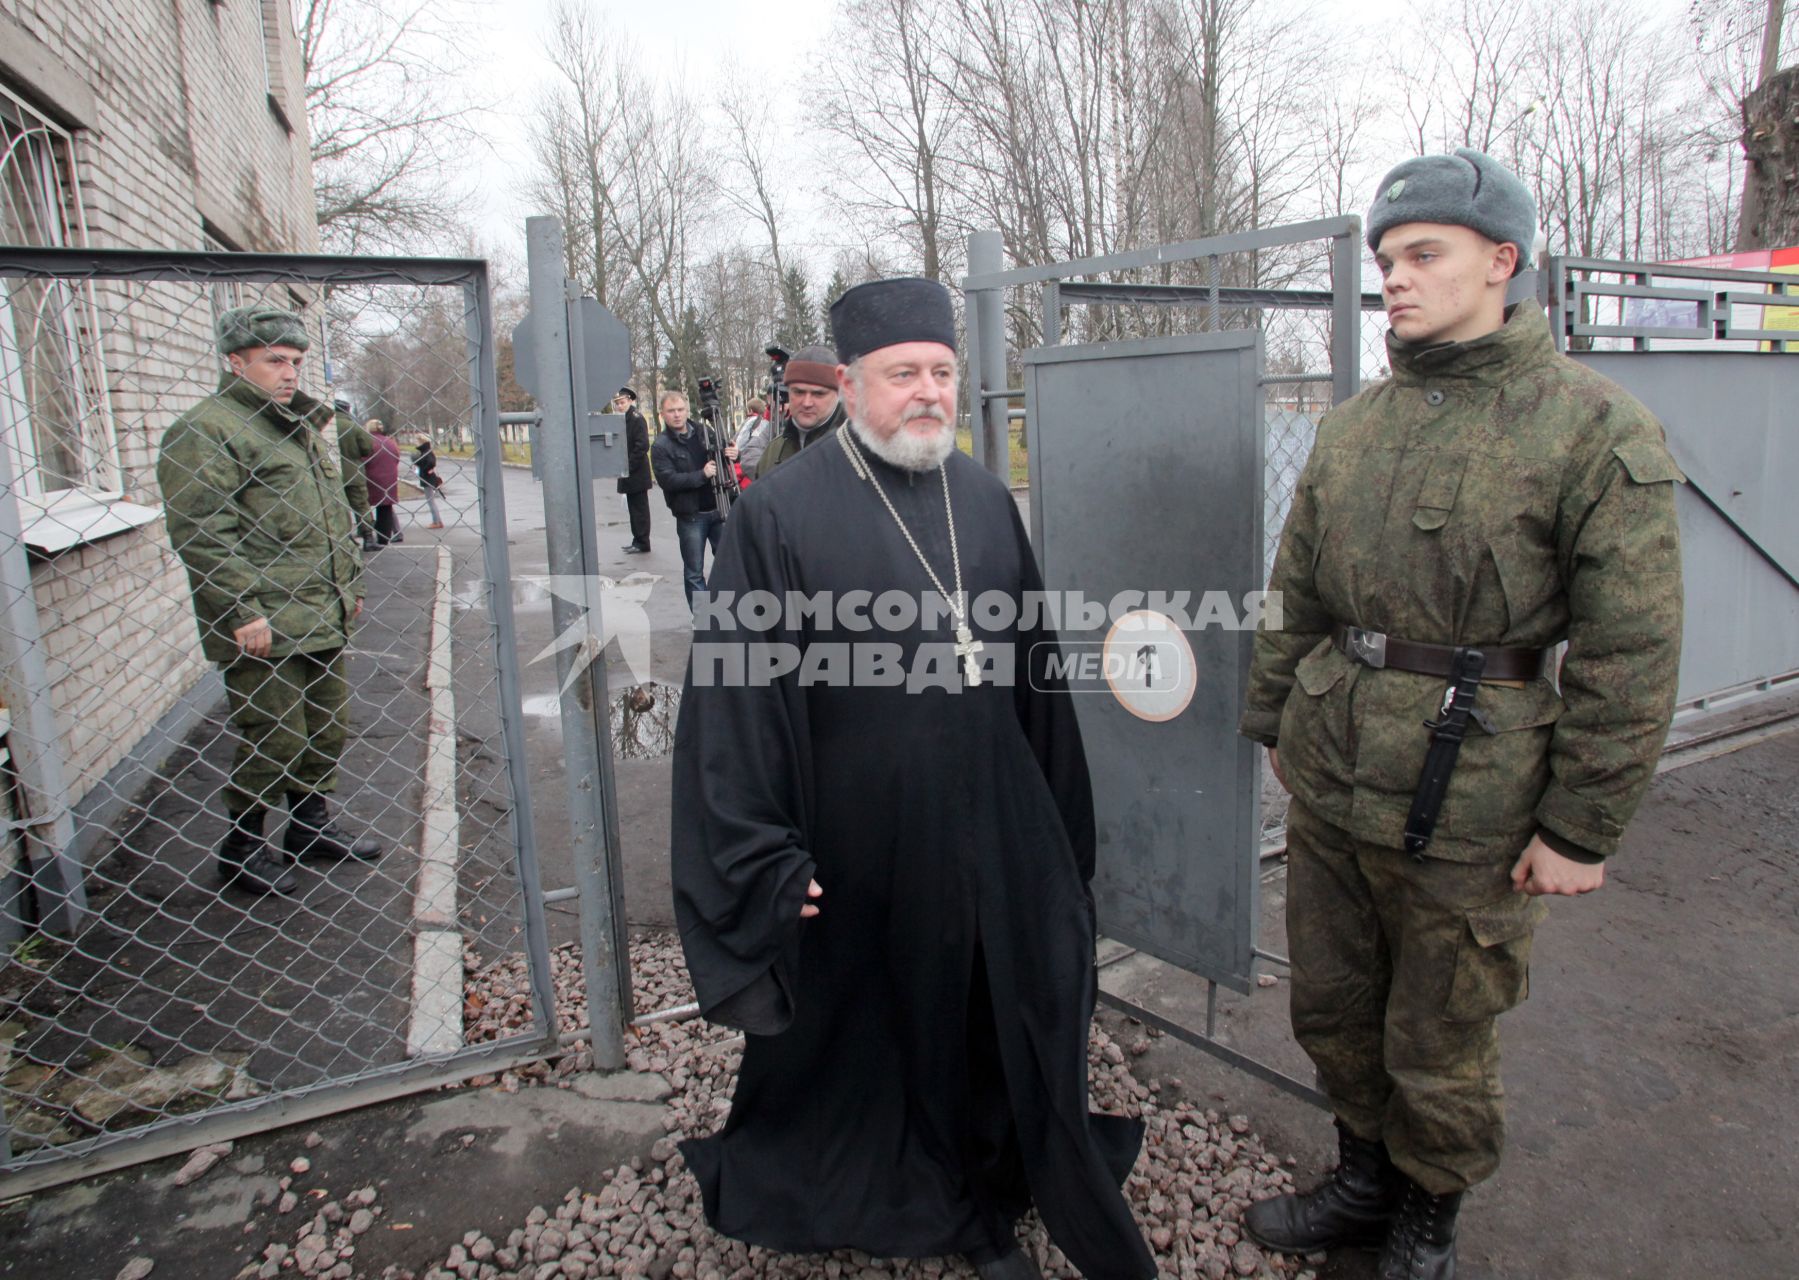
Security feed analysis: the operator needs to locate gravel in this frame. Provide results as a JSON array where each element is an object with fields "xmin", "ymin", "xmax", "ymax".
[{"xmin": 226, "ymin": 932, "xmax": 1314, "ymax": 1280}]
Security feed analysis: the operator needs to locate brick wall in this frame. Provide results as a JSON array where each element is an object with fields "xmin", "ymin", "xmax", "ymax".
[{"xmin": 2, "ymin": 0, "xmax": 324, "ymax": 806}]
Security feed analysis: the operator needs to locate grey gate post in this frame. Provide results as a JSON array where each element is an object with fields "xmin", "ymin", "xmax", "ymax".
[
  {"xmin": 524, "ymin": 215, "xmax": 630, "ymax": 1070},
  {"xmin": 0, "ymin": 443, "xmax": 84, "ymax": 938},
  {"xmin": 965, "ymin": 230, "xmax": 1010, "ymax": 481}
]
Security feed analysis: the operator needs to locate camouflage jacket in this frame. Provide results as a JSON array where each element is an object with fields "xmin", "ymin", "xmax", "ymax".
[
  {"xmin": 158, "ymin": 377, "xmax": 364, "ymax": 663},
  {"xmin": 1241, "ymin": 300, "xmax": 1684, "ymax": 862},
  {"xmin": 335, "ymin": 411, "xmax": 374, "ymax": 523},
  {"xmin": 755, "ymin": 402, "xmax": 845, "ymax": 478}
]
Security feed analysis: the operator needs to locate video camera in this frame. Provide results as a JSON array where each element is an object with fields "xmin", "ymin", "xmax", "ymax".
[
  {"xmin": 696, "ymin": 376, "xmax": 722, "ymax": 420},
  {"xmin": 764, "ymin": 344, "xmax": 789, "ymax": 410}
]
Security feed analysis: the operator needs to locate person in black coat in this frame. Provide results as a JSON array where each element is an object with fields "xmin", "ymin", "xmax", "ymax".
[
  {"xmin": 411, "ymin": 433, "xmax": 445, "ymax": 529},
  {"xmin": 615, "ymin": 386, "xmax": 654, "ymax": 553}
]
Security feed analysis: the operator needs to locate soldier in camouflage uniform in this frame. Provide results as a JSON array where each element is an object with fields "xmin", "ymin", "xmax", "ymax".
[
  {"xmin": 334, "ymin": 398, "xmax": 378, "ymax": 552},
  {"xmin": 159, "ymin": 306, "xmax": 384, "ymax": 895},
  {"xmin": 1239, "ymin": 150, "xmax": 1683, "ymax": 1279}
]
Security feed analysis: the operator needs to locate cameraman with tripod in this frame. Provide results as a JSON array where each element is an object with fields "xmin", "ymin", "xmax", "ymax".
[
  {"xmin": 651, "ymin": 388, "xmax": 736, "ymax": 611},
  {"xmin": 755, "ymin": 344, "xmax": 846, "ymax": 478}
]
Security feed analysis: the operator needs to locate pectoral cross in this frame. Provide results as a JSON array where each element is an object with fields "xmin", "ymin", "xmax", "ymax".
[{"xmin": 955, "ymin": 624, "xmax": 985, "ymax": 687}]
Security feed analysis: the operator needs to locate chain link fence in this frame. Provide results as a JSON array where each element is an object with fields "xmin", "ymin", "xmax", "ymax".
[{"xmin": 0, "ymin": 249, "xmax": 553, "ymax": 1190}]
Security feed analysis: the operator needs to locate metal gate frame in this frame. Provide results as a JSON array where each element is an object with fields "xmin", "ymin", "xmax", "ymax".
[
  {"xmin": 0, "ymin": 246, "xmax": 558, "ymax": 1196},
  {"xmin": 1542, "ymin": 254, "xmax": 1799, "ymax": 717},
  {"xmin": 960, "ymin": 217, "xmax": 1379, "ymax": 1107}
]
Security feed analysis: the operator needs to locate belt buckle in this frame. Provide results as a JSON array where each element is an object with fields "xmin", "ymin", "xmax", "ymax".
[{"xmin": 1347, "ymin": 627, "xmax": 1387, "ymax": 670}]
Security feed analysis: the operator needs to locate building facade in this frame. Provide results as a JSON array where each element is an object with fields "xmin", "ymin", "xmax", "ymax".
[{"xmin": 0, "ymin": 0, "xmax": 325, "ymax": 932}]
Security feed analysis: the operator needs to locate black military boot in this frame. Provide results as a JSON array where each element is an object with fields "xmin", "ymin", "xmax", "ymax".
[
  {"xmin": 1243, "ymin": 1120, "xmax": 1403, "ymax": 1253},
  {"xmin": 216, "ymin": 810, "xmax": 299, "ymax": 894},
  {"xmin": 284, "ymin": 793, "xmax": 382, "ymax": 862},
  {"xmin": 1377, "ymin": 1179, "xmax": 1463, "ymax": 1280}
]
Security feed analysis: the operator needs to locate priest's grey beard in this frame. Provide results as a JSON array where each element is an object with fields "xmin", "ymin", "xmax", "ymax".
[{"xmin": 849, "ymin": 408, "xmax": 956, "ymax": 471}]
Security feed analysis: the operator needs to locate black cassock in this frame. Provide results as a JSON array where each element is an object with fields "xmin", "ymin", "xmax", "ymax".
[{"xmin": 672, "ymin": 434, "xmax": 1155, "ymax": 1279}]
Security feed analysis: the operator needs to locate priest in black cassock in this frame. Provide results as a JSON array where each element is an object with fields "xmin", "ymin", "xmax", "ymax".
[{"xmin": 671, "ymin": 277, "xmax": 1155, "ymax": 1280}]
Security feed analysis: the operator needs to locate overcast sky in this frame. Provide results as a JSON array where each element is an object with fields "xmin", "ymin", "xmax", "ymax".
[
  {"xmin": 463, "ymin": 0, "xmax": 837, "ymax": 273},
  {"xmin": 446, "ymin": 0, "xmax": 1758, "ymax": 288}
]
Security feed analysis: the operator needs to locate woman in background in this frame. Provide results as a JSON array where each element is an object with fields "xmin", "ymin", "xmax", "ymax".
[
  {"xmin": 412, "ymin": 432, "xmax": 445, "ymax": 530},
  {"xmin": 364, "ymin": 419, "xmax": 402, "ymax": 545}
]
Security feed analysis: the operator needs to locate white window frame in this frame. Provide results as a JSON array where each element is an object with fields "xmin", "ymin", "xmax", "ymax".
[{"xmin": 0, "ymin": 84, "xmax": 128, "ymax": 537}]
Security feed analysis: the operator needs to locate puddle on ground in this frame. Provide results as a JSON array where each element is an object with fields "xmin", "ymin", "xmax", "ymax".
[
  {"xmin": 520, "ymin": 681, "xmax": 681, "ymax": 761},
  {"xmin": 453, "ymin": 577, "xmax": 555, "ymax": 612},
  {"xmin": 612, "ymin": 681, "xmax": 680, "ymax": 760}
]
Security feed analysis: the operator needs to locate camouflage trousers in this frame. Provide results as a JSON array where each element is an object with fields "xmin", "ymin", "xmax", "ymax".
[
  {"xmin": 221, "ymin": 649, "xmax": 348, "ymax": 817},
  {"xmin": 1285, "ymin": 799, "xmax": 1547, "ymax": 1194}
]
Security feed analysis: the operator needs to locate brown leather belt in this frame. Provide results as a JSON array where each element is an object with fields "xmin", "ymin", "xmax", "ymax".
[{"xmin": 1332, "ymin": 626, "xmax": 1548, "ymax": 683}]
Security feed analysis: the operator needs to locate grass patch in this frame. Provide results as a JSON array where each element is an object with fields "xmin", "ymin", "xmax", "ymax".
[
  {"xmin": 441, "ymin": 443, "xmax": 531, "ymax": 466},
  {"xmin": 955, "ymin": 423, "xmax": 1030, "ymax": 488}
]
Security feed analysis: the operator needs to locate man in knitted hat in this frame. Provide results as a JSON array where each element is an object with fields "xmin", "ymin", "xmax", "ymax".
[
  {"xmin": 672, "ymin": 278, "xmax": 1154, "ymax": 1280},
  {"xmin": 754, "ymin": 343, "xmax": 847, "ymax": 478},
  {"xmin": 1239, "ymin": 149, "xmax": 1684, "ymax": 1279},
  {"xmin": 159, "ymin": 305, "xmax": 382, "ymax": 896}
]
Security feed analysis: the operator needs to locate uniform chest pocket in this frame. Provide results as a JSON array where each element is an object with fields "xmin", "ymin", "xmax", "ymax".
[
  {"xmin": 1411, "ymin": 453, "xmax": 1468, "ymax": 532},
  {"xmin": 246, "ymin": 459, "xmax": 308, "ymax": 540}
]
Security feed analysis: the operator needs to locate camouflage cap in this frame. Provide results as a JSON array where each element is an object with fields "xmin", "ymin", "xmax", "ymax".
[{"xmin": 216, "ymin": 305, "xmax": 310, "ymax": 355}]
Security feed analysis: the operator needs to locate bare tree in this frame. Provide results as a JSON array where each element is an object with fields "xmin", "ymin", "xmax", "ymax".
[
  {"xmin": 298, "ymin": 0, "xmax": 482, "ymax": 252},
  {"xmin": 526, "ymin": 6, "xmax": 716, "ymax": 401},
  {"xmin": 717, "ymin": 69, "xmax": 791, "ymax": 283},
  {"xmin": 816, "ymin": 0, "xmax": 960, "ymax": 280}
]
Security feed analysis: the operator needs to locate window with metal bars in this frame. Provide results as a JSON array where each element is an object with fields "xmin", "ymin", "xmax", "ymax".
[{"xmin": 0, "ymin": 86, "xmax": 119, "ymax": 508}]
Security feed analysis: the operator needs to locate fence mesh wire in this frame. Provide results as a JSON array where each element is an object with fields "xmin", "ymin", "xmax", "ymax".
[{"xmin": 0, "ymin": 258, "xmax": 547, "ymax": 1171}]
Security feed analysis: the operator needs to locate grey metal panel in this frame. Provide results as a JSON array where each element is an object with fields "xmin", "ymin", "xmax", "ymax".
[
  {"xmin": 1023, "ymin": 330, "xmax": 1265, "ymax": 992},
  {"xmin": 1573, "ymin": 351, "xmax": 1799, "ymax": 705}
]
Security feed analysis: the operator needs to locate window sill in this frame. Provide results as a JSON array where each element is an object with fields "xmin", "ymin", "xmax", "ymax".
[{"xmin": 17, "ymin": 493, "xmax": 163, "ymax": 555}]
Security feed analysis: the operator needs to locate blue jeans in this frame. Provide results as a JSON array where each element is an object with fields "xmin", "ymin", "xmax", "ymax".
[{"xmin": 676, "ymin": 511, "xmax": 725, "ymax": 610}]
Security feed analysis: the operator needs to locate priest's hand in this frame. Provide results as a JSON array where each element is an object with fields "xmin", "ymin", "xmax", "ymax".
[
  {"xmin": 1511, "ymin": 835, "xmax": 1604, "ymax": 897},
  {"xmin": 800, "ymin": 879, "xmax": 823, "ymax": 918}
]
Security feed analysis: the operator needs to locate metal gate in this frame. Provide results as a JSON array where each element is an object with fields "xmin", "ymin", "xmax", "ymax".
[
  {"xmin": 1022, "ymin": 332, "xmax": 1266, "ymax": 991},
  {"xmin": 1544, "ymin": 254, "xmax": 1799, "ymax": 713},
  {"xmin": 962, "ymin": 217, "xmax": 1380, "ymax": 1100},
  {"xmin": 0, "ymin": 247, "xmax": 556, "ymax": 1194}
]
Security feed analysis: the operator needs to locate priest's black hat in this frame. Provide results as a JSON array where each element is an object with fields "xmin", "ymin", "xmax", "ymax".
[{"xmin": 829, "ymin": 277, "xmax": 956, "ymax": 363}]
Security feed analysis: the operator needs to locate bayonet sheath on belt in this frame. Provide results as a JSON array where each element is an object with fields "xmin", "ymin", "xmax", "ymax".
[{"xmin": 1404, "ymin": 646, "xmax": 1486, "ymax": 858}]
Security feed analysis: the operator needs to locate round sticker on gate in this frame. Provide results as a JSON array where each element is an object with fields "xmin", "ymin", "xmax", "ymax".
[{"xmin": 1103, "ymin": 609, "xmax": 1197, "ymax": 722}]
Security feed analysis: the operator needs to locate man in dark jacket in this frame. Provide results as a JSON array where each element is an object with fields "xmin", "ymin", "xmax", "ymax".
[
  {"xmin": 159, "ymin": 306, "xmax": 384, "ymax": 895},
  {"xmin": 756, "ymin": 344, "xmax": 846, "ymax": 478},
  {"xmin": 615, "ymin": 386, "xmax": 653, "ymax": 553},
  {"xmin": 650, "ymin": 390, "xmax": 728, "ymax": 609}
]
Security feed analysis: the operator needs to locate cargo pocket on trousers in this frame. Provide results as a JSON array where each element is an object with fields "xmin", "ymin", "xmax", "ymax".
[{"xmin": 1444, "ymin": 896, "xmax": 1549, "ymax": 1022}]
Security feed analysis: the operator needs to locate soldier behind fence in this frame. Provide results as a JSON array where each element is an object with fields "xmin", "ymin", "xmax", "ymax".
[
  {"xmin": 158, "ymin": 305, "xmax": 384, "ymax": 895},
  {"xmin": 1238, "ymin": 150, "xmax": 1684, "ymax": 1280},
  {"xmin": 334, "ymin": 397, "xmax": 378, "ymax": 553}
]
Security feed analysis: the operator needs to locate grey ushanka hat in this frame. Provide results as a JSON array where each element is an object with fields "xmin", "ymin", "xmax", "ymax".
[
  {"xmin": 216, "ymin": 305, "xmax": 310, "ymax": 355},
  {"xmin": 1366, "ymin": 147, "xmax": 1537, "ymax": 276}
]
